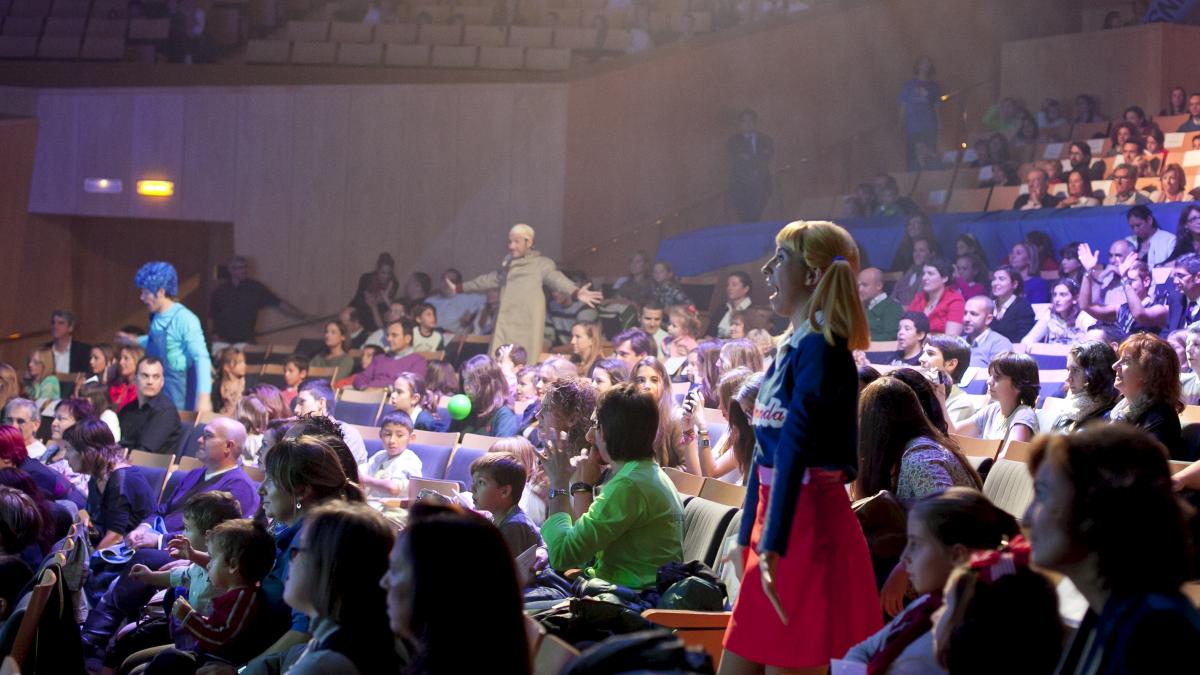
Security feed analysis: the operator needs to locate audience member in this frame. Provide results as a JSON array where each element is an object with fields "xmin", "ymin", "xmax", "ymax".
[
  {"xmin": 349, "ymin": 253, "xmax": 398, "ymax": 334},
  {"xmin": 962, "ymin": 296, "xmax": 1013, "ymax": 368},
  {"xmin": 639, "ymin": 301, "xmax": 670, "ymax": 355},
  {"xmin": 352, "ymin": 318, "xmax": 427, "ymax": 390},
  {"xmin": 382, "ymin": 504, "xmax": 529, "ymax": 674},
  {"xmin": 907, "ymin": 258, "xmax": 965, "ymax": 335},
  {"xmin": 118, "ymin": 357, "xmax": 183, "ymax": 454},
  {"xmin": 471, "ymin": 452, "xmax": 541, "ymax": 557},
  {"xmin": 1057, "ymin": 169, "xmax": 1101, "ymax": 208},
  {"xmin": 1125, "ymin": 204, "xmax": 1176, "ymax": 268},
  {"xmin": 541, "ymin": 382, "xmax": 683, "ymax": 589},
  {"xmin": 611, "ymin": 327, "xmax": 653, "ymax": 374},
  {"xmin": 135, "ymin": 261, "xmax": 213, "ymax": 412},
  {"xmin": 1103, "ymin": 165, "xmax": 1150, "ymax": 206},
  {"xmin": 857, "ymin": 378, "xmax": 981, "ymax": 505},
  {"xmin": 453, "ymin": 355, "xmax": 519, "ymax": 438},
  {"xmin": 359, "ymin": 411, "xmax": 421, "ymax": 500},
  {"xmin": 291, "ymin": 381, "xmax": 367, "ymax": 463},
  {"xmin": 686, "ymin": 368, "xmax": 757, "ymax": 483},
  {"xmin": 716, "ymin": 271, "xmax": 754, "ymax": 338},
  {"xmin": 951, "ymin": 253, "xmax": 987, "ymax": 301},
  {"xmin": 588, "ymin": 358, "xmax": 628, "ymax": 395},
  {"xmin": 1036, "ymin": 97, "xmax": 1069, "ymax": 140},
  {"xmin": 1183, "ymin": 325, "xmax": 1200, "ymax": 404},
  {"xmin": 568, "ymin": 321, "xmax": 603, "ymax": 376},
  {"xmin": 1109, "ymin": 333, "xmax": 1187, "ymax": 458},
  {"xmin": 650, "ymin": 260, "xmax": 692, "ymax": 308},
  {"xmin": 1153, "ymin": 163, "xmax": 1191, "ymax": 203},
  {"xmin": 890, "ymin": 368, "xmax": 952, "ymax": 436},
  {"xmin": 236, "ymin": 396, "xmax": 269, "ymax": 464},
  {"xmin": 899, "ymin": 56, "xmax": 941, "ymax": 170},
  {"xmin": 1022, "ymin": 279, "xmax": 1087, "ymax": 345},
  {"xmin": 1066, "ymin": 141, "xmax": 1105, "ymax": 181},
  {"xmin": 727, "ymin": 109, "xmax": 775, "ymax": 221},
  {"xmin": 1013, "ymin": 168, "xmax": 1062, "ymax": 210},
  {"xmin": 213, "ymin": 346, "xmax": 247, "ymax": 416},
  {"xmin": 1167, "ymin": 253, "xmax": 1200, "ymax": 331},
  {"xmin": 612, "ymin": 251, "xmax": 654, "ymax": 306},
  {"xmin": 891, "ymin": 214, "xmax": 937, "ymax": 273},
  {"xmin": 45, "ymin": 309, "xmax": 92, "ymax": 373},
  {"xmin": 65, "ymin": 418, "xmax": 155, "ymax": 549},
  {"xmin": 0, "ymin": 555, "xmax": 32, "ymax": 622},
  {"xmin": 0, "ymin": 423, "xmax": 84, "ymax": 509},
  {"xmin": 1052, "ymin": 339, "xmax": 1119, "ymax": 432},
  {"xmin": 1168, "ymin": 204, "xmax": 1200, "ymax": 262},
  {"xmin": 663, "ymin": 305, "xmax": 701, "ymax": 358},
  {"xmin": 989, "ymin": 266, "xmax": 1037, "ymax": 342},
  {"xmin": 388, "ymin": 372, "xmax": 441, "ymax": 432},
  {"xmin": 84, "ymin": 342, "xmax": 114, "ymax": 385},
  {"xmin": 1057, "ymin": 242, "xmax": 1085, "ymax": 284},
  {"xmin": 858, "ymin": 267, "xmax": 904, "ymax": 341},
  {"xmin": 892, "ymin": 237, "xmax": 937, "ymax": 307},
  {"xmin": 919, "ymin": 334, "xmax": 974, "ymax": 421},
  {"xmin": 109, "ymin": 343, "xmax": 145, "ymax": 411},
  {"xmin": 1007, "ymin": 242, "xmax": 1049, "ymax": 303},
  {"xmin": 24, "ymin": 345, "xmax": 60, "ymax": 401},
  {"xmin": 252, "ymin": 383, "xmax": 290, "ymax": 421},
  {"xmin": 844, "ymin": 488, "xmax": 1021, "ymax": 673},
  {"xmin": 210, "ymin": 256, "xmax": 307, "ymax": 347},
  {"xmin": 874, "ymin": 174, "xmax": 922, "ymax": 218},
  {"xmin": 951, "ymin": 352, "xmax": 1040, "ymax": 445},
  {"xmin": 337, "ymin": 307, "xmax": 369, "ymax": 350},
  {"xmin": 0, "ymin": 486, "xmax": 44, "ymax": 569},
  {"xmin": 309, "ymin": 320, "xmax": 356, "ymax": 381},
  {"xmin": 632, "ymin": 356, "xmax": 684, "ymax": 468},
  {"xmin": 43, "ymin": 397, "xmax": 92, "ymax": 496},
  {"xmin": 1079, "ymin": 244, "xmax": 1168, "ymax": 336},
  {"xmin": 892, "ymin": 311, "xmax": 929, "ymax": 366},
  {"xmin": 932, "ymin": 537, "xmax": 1062, "ymax": 675},
  {"xmin": 1026, "ymin": 425, "xmax": 1200, "ymax": 674},
  {"xmin": 2, "ymin": 397, "xmax": 45, "ymax": 462},
  {"xmin": 722, "ymin": 220, "xmax": 881, "ymax": 672},
  {"xmin": 410, "ymin": 302, "xmax": 444, "ymax": 353},
  {"xmin": 718, "ymin": 337, "xmax": 764, "ymax": 373},
  {"xmin": 1177, "ymin": 92, "xmax": 1200, "ymax": 131},
  {"xmin": 545, "ymin": 271, "xmax": 600, "ymax": 347},
  {"xmin": 1162, "ymin": 86, "xmax": 1187, "ymax": 116}
]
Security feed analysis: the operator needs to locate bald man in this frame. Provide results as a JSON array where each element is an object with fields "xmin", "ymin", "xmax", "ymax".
[
  {"xmin": 447, "ymin": 224, "xmax": 603, "ymax": 356},
  {"xmin": 858, "ymin": 267, "xmax": 903, "ymax": 341}
]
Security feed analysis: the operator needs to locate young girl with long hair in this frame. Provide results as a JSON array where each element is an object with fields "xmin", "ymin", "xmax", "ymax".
[
  {"xmin": 632, "ymin": 356, "xmax": 684, "ymax": 468},
  {"xmin": 721, "ymin": 221, "xmax": 881, "ymax": 674}
]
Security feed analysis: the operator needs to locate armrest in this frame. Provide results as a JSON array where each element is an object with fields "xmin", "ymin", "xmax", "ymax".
[{"xmin": 641, "ymin": 609, "xmax": 732, "ymax": 629}]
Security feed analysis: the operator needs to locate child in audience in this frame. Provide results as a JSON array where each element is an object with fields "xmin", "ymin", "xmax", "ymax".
[
  {"xmin": 410, "ymin": 302, "xmax": 445, "ymax": 352},
  {"xmin": 470, "ymin": 452, "xmax": 542, "ymax": 557},
  {"xmin": 359, "ymin": 411, "xmax": 422, "ymax": 499},
  {"xmin": 281, "ymin": 355, "xmax": 308, "ymax": 410},
  {"xmin": 683, "ymin": 367, "xmax": 757, "ymax": 483},
  {"xmin": 919, "ymin": 334, "xmax": 975, "ymax": 422},
  {"xmin": 950, "ymin": 351, "xmax": 1039, "ymax": 447},
  {"xmin": 235, "ymin": 396, "xmax": 269, "ymax": 465},
  {"xmin": 388, "ymin": 372, "xmax": 440, "ymax": 431},
  {"xmin": 360, "ymin": 345, "xmax": 383, "ymax": 373},
  {"xmin": 213, "ymin": 347, "xmax": 246, "ymax": 416},
  {"xmin": 931, "ymin": 538, "xmax": 1062, "ymax": 675},
  {"xmin": 892, "ymin": 311, "xmax": 929, "ymax": 366},
  {"xmin": 424, "ymin": 359, "xmax": 459, "ymax": 411},
  {"xmin": 514, "ymin": 366, "xmax": 541, "ymax": 414},
  {"xmin": 146, "ymin": 519, "xmax": 278, "ymax": 673},
  {"xmin": 663, "ymin": 305, "xmax": 701, "ymax": 358},
  {"xmin": 844, "ymin": 488, "xmax": 1020, "ymax": 673},
  {"xmin": 490, "ymin": 437, "xmax": 547, "ymax": 528},
  {"xmin": 588, "ymin": 358, "xmax": 628, "ymax": 395},
  {"xmin": 119, "ymin": 491, "xmax": 244, "ymax": 669}
]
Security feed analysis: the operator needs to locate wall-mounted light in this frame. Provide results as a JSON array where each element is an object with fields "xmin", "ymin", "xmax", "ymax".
[
  {"xmin": 136, "ymin": 180, "xmax": 174, "ymax": 197},
  {"xmin": 84, "ymin": 178, "xmax": 123, "ymax": 194}
]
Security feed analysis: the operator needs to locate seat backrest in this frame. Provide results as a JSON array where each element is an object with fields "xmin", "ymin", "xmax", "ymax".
[
  {"xmin": 131, "ymin": 464, "xmax": 170, "ymax": 503},
  {"xmin": 407, "ymin": 476, "xmax": 461, "ymax": 500},
  {"xmin": 176, "ymin": 455, "xmax": 202, "ymax": 473},
  {"xmin": 697, "ymin": 477, "xmax": 745, "ymax": 508},
  {"xmin": 411, "ymin": 430, "xmax": 459, "ymax": 447},
  {"xmin": 243, "ymin": 465, "xmax": 265, "ymax": 483},
  {"xmin": 663, "ymin": 466, "xmax": 703, "ymax": 497},
  {"xmin": 982, "ymin": 459, "xmax": 1034, "ymax": 521},
  {"xmin": 950, "ymin": 434, "xmax": 1001, "ymax": 459},
  {"xmin": 408, "ymin": 443, "xmax": 454, "ymax": 479},
  {"xmin": 331, "ymin": 400, "xmax": 384, "ymax": 427},
  {"xmin": 459, "ymin": 433, "xmax": 498, "ymax": 451},
  {"xmin": 533, "ymin": 632, "xmax": 579, "ymax": 675},
  {"xmin": 128, "ymin": 449, "xmax": 173, "ymax": 469},
  {"xmin": 444, "ymin": 446, "xmax": 487, "ymax": 490},
  {"xmin": 1001, "ymin": 439, "xmax": 1034, "ymax": 462},
  {"xmin": 10, "ymin": 568, "xmax": 56, "ymax": 670},
  {"xmin": 682, "ymin": 496, "xmax": 737, "ymax": 568}
]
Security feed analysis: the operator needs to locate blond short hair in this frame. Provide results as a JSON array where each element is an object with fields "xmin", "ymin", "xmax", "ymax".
[{"xmin": 510, "ymin": 223, "xmax": 535, "ymax": 243}]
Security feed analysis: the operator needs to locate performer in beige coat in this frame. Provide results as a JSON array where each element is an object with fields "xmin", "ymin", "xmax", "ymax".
[{"xmin": 448, "ymin": 224, "xmax": 603, "ymax": 357}]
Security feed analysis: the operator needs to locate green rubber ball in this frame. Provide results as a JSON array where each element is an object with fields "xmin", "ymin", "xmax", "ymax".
[{"xmin": 447, "ymin": 394, "xmax": 472, "ymax": 421}]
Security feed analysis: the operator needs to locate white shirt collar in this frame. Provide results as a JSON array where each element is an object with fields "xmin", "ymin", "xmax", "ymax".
[
  {"xmin": 867, "ymin": 292, "xmax": 888, "ymax": 310},
  {"xmin": 204, "ymin": 464, "xmax": 239, "ymax": 482}
]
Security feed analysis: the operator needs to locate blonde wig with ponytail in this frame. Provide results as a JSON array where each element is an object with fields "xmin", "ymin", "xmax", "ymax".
[{"xmin": 774, "ymin": 221, "xmax": 870, "ymax": 351}]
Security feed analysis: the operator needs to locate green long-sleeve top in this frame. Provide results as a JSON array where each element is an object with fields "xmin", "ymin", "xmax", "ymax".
[{"xmin": 540, "ymin": 458, "xmax": 684, "ymax": 590}]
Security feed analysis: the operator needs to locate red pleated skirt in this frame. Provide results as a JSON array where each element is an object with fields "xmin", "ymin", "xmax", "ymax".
[{"xmin": 723, "ymin": 469, "xmax": 882, "ymax": 668}]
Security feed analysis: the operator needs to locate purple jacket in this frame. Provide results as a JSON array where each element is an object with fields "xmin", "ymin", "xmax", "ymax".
[
  {"xmin": 145, "ymin": 466, "xmax": 261, "ymax": 541},
  {"xmin": 352, "ymin": 352, "xmax": 428, "ymax": 390}
]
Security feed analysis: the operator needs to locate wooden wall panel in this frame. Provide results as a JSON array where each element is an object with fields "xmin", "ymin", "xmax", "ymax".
[
  {"xmin": 75, "ymin": 93, "xmax": 133, "ymax": 217},
  {"xmin": 130, "ymin": 92, "xmax": 185, "ymax": 220},
  {"xmin": 452, "ymin": 86, "xmax": 515, "ymax": 275},
  {"xmin": 28, "ymin": 94, "xmax": 78, "ymax": 214},
  {"xmin": 397, "ymin": 87, "xmax": 464, "ymax": 275},
  {"xmin": 232, "ymin": 89, "xmax": 293, "ymax": 302},
  {"xmin": 182, "ymin": 90, "xmax": 238, "ymax": 223},
  {"xmin": 508, "ymin": 86, "xmax": 567, "ymax": 262}
]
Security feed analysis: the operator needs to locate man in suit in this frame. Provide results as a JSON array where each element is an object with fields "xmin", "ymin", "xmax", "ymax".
[
  {"xmin": 727, "ymin": 109, "xmax": 774, "ymax": 222},
  {"xmin": 44, "ymin": 309, "xmax": 92, "ymax": 374},
  {"xmin": 1167, "ymin": 254, "xmax": 1200, "ymax": 331}
]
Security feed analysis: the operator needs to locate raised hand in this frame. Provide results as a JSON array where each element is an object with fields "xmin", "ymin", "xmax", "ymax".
[
  {"xmin": 1077, "ymin": 242, "xmax": 1100, "ymax": 272},
  {"xmin": 575, "ymin": 283, "xmax": 604, "ymax": 308}
]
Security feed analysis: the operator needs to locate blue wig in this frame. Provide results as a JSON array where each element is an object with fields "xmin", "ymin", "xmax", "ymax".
[{"xmin": 134, "ymin": 261, "xmax": 179, "ymax": 298}]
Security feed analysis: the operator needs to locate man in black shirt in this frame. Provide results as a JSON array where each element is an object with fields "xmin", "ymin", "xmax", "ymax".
[
  {"xmin": 118, "ymin": 357, "xmax": 182, "ymax": 454},
  {"xmin": 209, "ymin": 256, "xmax": 307, "ymax": 346}
]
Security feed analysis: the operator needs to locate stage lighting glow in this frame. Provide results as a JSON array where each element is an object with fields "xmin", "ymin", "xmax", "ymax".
[
  {"xmin": 83, "ymin": 178, "xmax": 123, "ymax": 194},
  {"xmin": 136, "ymin": 180, "xmax": 174, "ymax": 197}
]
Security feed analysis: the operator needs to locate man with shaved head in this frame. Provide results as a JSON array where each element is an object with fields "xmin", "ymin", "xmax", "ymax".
[
  {"xmin": 858, "ymin": 267, "xmax": 903, "ymax": 341},
  {"xmin": 446, "ymin": 223, "xmax": 604, "ymax": 356},
  {"xmin": 962, "ymin": 295, "xmax": 1012, "ymax": 368}
]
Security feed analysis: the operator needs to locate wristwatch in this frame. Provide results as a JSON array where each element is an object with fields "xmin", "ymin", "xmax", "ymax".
[
  {"xmin": 570, "ymin": 482, "xmax": 594, "ymax": 496},
  {"xmin": 548, "ymin": 487, "xmax": 570, "ymax": 500}
]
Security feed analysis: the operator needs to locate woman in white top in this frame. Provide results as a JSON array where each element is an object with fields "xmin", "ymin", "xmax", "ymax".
[
  {"xmin": 950, "ymin": 352, "xmax": 1040, "ymax": 447},
  {"xmin": 1021, "ymin": 278, "xmax": 1088, "ymax": 346},
  {"xmin": 682, "ymin": 368, "xmax": 760, "ymax": 485},
  {"xmin": 1153, "ymin": 163, "xmax": 1193, "ymax": 204},
  {"xmin": 1056, "ymin": 170, "xmax": 1100, "ymax": 208}
]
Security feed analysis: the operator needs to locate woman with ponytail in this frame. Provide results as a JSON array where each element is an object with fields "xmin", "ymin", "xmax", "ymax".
[{"xmin": 720, "ymin": 221, "xmax": 882, "ymax": 674}]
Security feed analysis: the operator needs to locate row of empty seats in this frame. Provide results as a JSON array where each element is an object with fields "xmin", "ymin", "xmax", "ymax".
[
  {"xmin": 0, "ymin": 11, "xmax": 168, "ymax": 59},
  {"xmin": 1, "ymin": 0, "xmax": 129, "ymax": 19},
  {"xmin": 280, "ymin": 21, "xmax": 658, "ymax": 48},
  {"xmin": 246, "ymin": 40, "xmax": 575, "ymax": 69}
]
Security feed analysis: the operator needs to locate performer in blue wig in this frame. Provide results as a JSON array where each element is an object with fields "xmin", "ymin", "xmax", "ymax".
[{"xmin": 133, "ymin": 261, "xmax": 213, "ymax": 413}]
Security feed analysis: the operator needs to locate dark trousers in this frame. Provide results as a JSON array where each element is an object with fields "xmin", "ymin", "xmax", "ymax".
[{"xmin": 730, "ymin": 177, "xmax": 772, "ymax": 223}]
